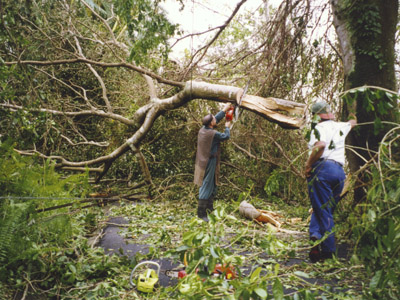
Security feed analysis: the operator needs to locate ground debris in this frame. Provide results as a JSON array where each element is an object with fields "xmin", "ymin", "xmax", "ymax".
[{"xmin": 239, "ymin": 200, "xmax": 282, "ymax": 228}]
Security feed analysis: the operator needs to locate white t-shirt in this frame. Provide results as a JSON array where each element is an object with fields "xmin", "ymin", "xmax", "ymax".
[{"xmin": 308, "ymin": 120, "xmax": 352, "ymax": 166}]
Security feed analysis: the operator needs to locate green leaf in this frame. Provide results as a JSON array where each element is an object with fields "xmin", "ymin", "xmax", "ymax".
[
  {"xmin": 294, "ymin": 271, "xmax": 310, "ymax": 278},
  {"xmin": 226, "ymin": 215, "xmax": 237, "ymax": 221},
  {"xmin": 182, "ymin": 232, "xmax": 195, "ymax": 245},
  {"xmin": 69, "ymin": 264, "xmax": 77, "ymax": 274},
  {"xmin": 210, "ymin": 246, "xmax": 218, "ymax": 258},
  {"xmin": 272, "ymin": 278, "xmax": 284, "ymax": 300},
  {"xmin": 196, "ymin": 232, "xmax": 204, "ymax": 240},
  {"xmin": 201, "ymin": 234, "xmax": 210, "ymax": 245},
  {"xmin": 176, "ymin": 245, "xmax": 190, "ymax": 252},
  {"xmin": 274, "ymin": 263, "xmax": 280, "ymax": 275},
  {"xmin": 385, "ymin": 91, "xmax": 394, "ymax": 99},
  {"xmin": 369, "ymin": 270, "xmax": 382, "ymax": 290},
  {"xmin": 240, "ymin": 289, "xmax": 250, "ymax": 300},
  {"xmin": 250, "ymin": 267, "xmax": 262, "ymax": 283},
  {"xmin": 367, "ymin": 209, "xmax": 376, "ymax": 222},
  {"xmin": 254, "ymin": 288, "xmax": 268, "ymax": 299}
]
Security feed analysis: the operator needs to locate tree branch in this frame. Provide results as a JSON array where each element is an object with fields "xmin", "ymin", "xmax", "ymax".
[
  {"xmin": 5, "ymin": 58, "xmax": 185, "ymax": 87},
  {"xmin": 74, "ymin": 36, "xmax": 113, "ymax": 112},
  {"xmin": 0, "ymin": 103, "xmax": 135, "ymax": 126},
  {"xmin": 6, "ymin": 80, "xmax": 305, "ymax": 181},
  {"xmin": 60, "ymin": 134, "xmax": 109, "ymax": 147},
  {"xmin": 182, "ymin": 0, "xmax": 248, "ymax": 78},
  {"xmin": 143, "ymin": 75, "xmax": 158, "ymax": 99}
]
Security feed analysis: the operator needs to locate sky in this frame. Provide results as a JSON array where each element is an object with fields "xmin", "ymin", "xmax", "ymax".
[{"xmin": 161, "ymin": 0, "xmax": 282, "ymax": 58}]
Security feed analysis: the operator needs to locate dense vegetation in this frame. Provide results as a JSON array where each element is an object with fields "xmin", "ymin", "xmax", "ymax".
[{"xmin": 0, "ymin": 0, "xmax": 399, "ymax": 299}]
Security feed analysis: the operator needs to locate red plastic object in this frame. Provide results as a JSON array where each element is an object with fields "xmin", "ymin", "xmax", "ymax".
[
  {"xmin": 226, "ymin": 107, "xmax": 234, "ymax": 121},
  {"xmin": 178, "ymin": 270, "xmax": 187, "ymax": 279},
  {"xmin": 213, "ymin": 264, "xmax": 237, "ymax": 279}
]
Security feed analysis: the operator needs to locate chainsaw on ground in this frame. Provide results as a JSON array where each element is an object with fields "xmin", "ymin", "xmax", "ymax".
[{"xmin": 130, "ymin": 261, "xmax": 160, "ymax": 293}]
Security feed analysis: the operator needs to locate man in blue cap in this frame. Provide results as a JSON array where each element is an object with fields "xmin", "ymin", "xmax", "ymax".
[
  {"xmin": 305, "ymin": 101, "xmax": 357, "ymax": 262},
  {"xmin": 194, "ymin": 103, "xmax": 232, "ymax": 222}
]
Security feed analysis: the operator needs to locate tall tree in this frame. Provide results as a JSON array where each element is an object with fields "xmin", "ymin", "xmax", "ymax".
[
  {"xmin": 331, "ymin": 0, "xmax": 399, "ymax": 202},
  {"xmin": 0, "ymin": 0, "xmax": 305, "ymax": 190}
]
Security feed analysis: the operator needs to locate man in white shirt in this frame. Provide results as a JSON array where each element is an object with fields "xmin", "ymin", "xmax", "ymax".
[{"xmin": 305, "ymin": 101, "xmax": 357, "ymax": 262}]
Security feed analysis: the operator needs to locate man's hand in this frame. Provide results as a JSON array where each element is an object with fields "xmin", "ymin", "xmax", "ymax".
[
  {"xmin": 348, "ymin": 113, "xmax": 357, "ymax": 128},
  {"xmin": 223, "ymin": 103, "xmax": 233, "ymax": 112},
  {"xmin": 305, "ymin": 141, "xmax": 326, "ymax": 177},
  {"xmin": 305, "ymin": 164, "xmax": 312, "ymax": 178},
  {"xmin": 225, "ymin": 121, "xmax": 231, "ymax": 128}
]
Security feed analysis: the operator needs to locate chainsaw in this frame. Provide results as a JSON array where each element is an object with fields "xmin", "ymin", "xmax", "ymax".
[
  {"xmin": 130, "ymin": 261, "xmax": 160, "ymax": 293},
  {"xmin": 227, "ymin": 80, "xmax": 250, "ymax": 128},
  {"xmin": 226, "ymin": 106, "xmax": 235, "ymax": 121}
]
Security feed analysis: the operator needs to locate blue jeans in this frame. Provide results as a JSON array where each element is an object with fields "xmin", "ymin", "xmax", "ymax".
[{"xmin": 307, "ymin": 160, "xmax": 345, "ymax": 253}]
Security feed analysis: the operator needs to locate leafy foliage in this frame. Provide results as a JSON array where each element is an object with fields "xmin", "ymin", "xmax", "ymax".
[
  {"xmin": 339, "ymin": 0, "xmax": 384, "ymax": 69},
  {"xmin": 113, "ymin": 0, "xmax": 180, "ymax": 65},
  {"xmin": 0, "ymin": 139, "xmax": 90, "ymax": 280},
  {"xmin": 0, "ymin": 139, "xmax": 138, "ymax": 299},
  {"xmin": 164, "ymin": 205, "xmax": 287, "ymax": 299},
  {"xmin": 0, "ymin": 0, "xmax": 399, "ymax": 299},
  {"xmin": 342, "ymin": 86, "xmax": 399, "ymax": 135},
  {"xmin": 349, "ymin": 135, "xmax": 400, "ymax": 299}
]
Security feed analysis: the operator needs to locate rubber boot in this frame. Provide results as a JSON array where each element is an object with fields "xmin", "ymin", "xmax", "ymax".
[
  {"xmin": 206, "ymin": 195, "xmax": 214, "ymax": 214},
  {"xmin": 197, "ymin": 199, "xmax": 209, "ymax": 222},
  {"xmin": 309, "ymin": 236, "xmax": 320, "ymax": 263}
]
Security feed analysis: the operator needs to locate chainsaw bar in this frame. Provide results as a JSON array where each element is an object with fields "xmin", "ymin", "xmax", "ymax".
[
  {"xmin": 165, "ymin": 269, "xmax": 187, "ymax": 279},
  {"xmin": 234, "ymin": 80, "xmax": 250, "ymax": 122},
  {"xmin": 165, "ymin": 270, "xmax": 179, "ymax": 278}
]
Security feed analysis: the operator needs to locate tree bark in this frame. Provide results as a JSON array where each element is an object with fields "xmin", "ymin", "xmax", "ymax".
[{"xmin": 331, "ymin": 0, "xmax": 399, "ymax": 202}]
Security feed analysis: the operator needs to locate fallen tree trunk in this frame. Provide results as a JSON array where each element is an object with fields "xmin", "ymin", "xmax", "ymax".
[{"xmin": 184, "ymin": 81, "xmax": 306, "ymax": 129}]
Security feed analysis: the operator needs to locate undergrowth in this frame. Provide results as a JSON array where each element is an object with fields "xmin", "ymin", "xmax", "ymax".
[
  {"xmin": 0, "ymin": 139, "xmax": 135, "ymax": 299},
  {"xmin": 104, "ymin": 191, "xmax": 364, "ymax": 299},
  {"xmin": 1, "ymin": 134, "xmax": 399, "ymax": 299},
  {"xmin": 349, "ymin": 138, "xmax": 400, "ymax": 299},
  {"xmin": 0, "ymin": 139, "xmax": 88, "ymax": 271}
]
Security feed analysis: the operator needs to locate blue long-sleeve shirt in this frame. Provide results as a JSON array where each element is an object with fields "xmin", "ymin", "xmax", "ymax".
[
  {"xmin": 199, "ymin": 110, "xmax": 230, "ymax": 200},
  {"xmin": 207, "ymin": 111, "xmax": 230, "ymax": 156}
]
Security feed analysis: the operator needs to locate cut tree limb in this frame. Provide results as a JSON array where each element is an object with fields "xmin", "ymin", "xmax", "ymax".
[
  {"xmin": 239, "ymin": 200, "xmax": 282, "ymax": 228},
  {"xmin": 184, "ymin": 81, "xmax": 306, "ymax": 129},
  {"xmin": 240, "ymin": 94, "xmax": 305, "ymax": 129}
]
